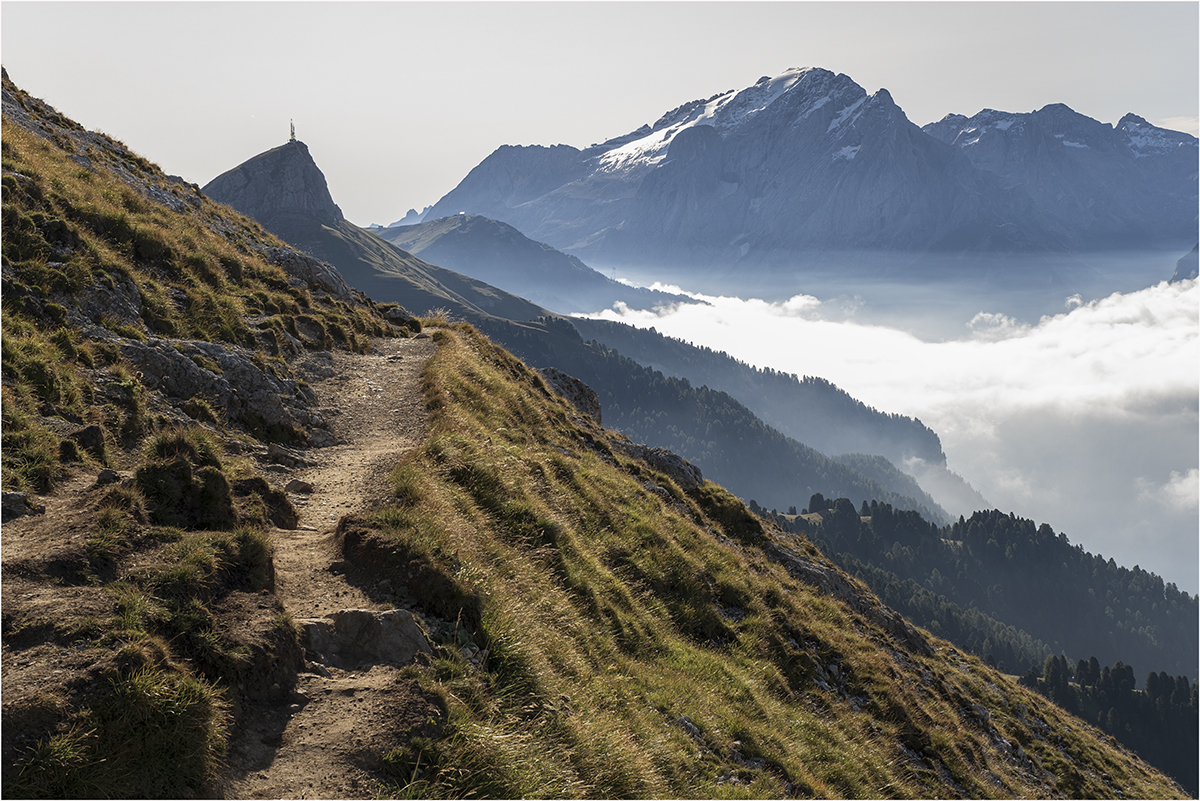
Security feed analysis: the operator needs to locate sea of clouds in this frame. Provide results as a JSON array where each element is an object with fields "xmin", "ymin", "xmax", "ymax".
[{"xmin": 584, "ymin": 279, "xmax": 1199, "ymax": 593}]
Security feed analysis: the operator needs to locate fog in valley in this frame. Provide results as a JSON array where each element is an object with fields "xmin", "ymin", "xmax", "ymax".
[{"xmin": 582, "ymin": 257, "xmax": 1199, "ymax": 594}]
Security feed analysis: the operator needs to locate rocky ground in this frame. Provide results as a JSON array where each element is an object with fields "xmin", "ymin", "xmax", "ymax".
[
  {"xmin": 1, "ymin": 333, "xmax": 449, "ymax": 799},
  {"xmin": 223, "ymin": 333, "xmax": 443, "ymax": 799}
]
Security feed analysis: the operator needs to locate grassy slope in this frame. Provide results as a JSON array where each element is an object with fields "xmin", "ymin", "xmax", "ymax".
[
  {"xmin": 0, "ymin": 75, "xmax": 1184, "ymax": 798},
  {"xmin": 0, "ymin": 77, "xmax": 405, "ymax": 796},
  {"xmin": 358, "ymin": 322, "xmax": 1182, "ymax": 798}
]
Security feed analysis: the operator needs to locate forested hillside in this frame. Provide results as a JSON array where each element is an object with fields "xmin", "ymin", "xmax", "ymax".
[
  {"xmin": 786, "ymin": 499, "xmax": 1196, "ymax": 680},
  {"xmin": 1022, "ymin": 655, "xmax": 1197, "ymax": 795},
  {"xmin": 572, "ymin": 316, "xmax": 946, "ymax": 467},
  {"xmin": 765, "ymin": 497, "xmax": 1199, "ymax": 792},
  {"xmin": 481, "ymin": 317, "xmax": 949, "ymax": 522}
]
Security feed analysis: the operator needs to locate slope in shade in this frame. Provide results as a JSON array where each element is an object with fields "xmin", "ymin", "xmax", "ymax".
[
  {"xmin": 375, "ymin": 213, "xmax": 691, "ymax": 314},
  {"xmin": 427, "ymin": 66, "xmax": 1196, "ymax": 273}
]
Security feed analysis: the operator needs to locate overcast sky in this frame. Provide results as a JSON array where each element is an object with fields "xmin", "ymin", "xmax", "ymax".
[{"xmin": 2, "ymin": 1, "xmax": 1197, "ymax": 225}]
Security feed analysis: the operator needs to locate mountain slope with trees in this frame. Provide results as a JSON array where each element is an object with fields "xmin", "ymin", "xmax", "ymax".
[
  {"xmin": 764, "ymin": 497, "xmax": 1199, "ymax": 791},
  {"xmin": 4, "ymin": 72, "xmax": 1187, "ymax": 798},
  {"xmin": 202, "ymin": 137, "xmax": 950, "ymax": 521},
  {"xmin": 782, "ymin": 499, "xmax": 1197, "ymax": 682}
]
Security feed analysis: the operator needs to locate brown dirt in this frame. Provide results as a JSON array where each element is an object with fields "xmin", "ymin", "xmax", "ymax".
[
  {"xmin": 1, "ymin": 333, "xmax": 444, "ymax": 799},
  {"xmin": 223, "ymin": 333, "xmax": 442, "ymax": 799}
]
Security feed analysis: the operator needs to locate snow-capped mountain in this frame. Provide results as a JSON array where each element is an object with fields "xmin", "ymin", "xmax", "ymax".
[
  {"xmin": 923, "ymin": 105, "xmax": 1198, "ymax": 248},
  {"xmin": 427, "ymin": 67, "xmax": 1196, "ymax": 273}
]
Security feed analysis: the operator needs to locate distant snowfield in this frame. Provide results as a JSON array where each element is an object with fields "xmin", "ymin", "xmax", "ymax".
[{"xmin": 581, "ymin": 278, "xmax": 1200, "ymax": 593}]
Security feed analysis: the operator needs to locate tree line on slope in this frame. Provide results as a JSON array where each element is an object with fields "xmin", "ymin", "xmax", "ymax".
[
  {"xmin": 1022, "ymin": 654, "xmax": 1198, "ymax": 796},
  {"xmin": 780, "ymin": 497, "xmax": 1196, "ymax": 681},
  {"xmin": 766, "ymin": 496, "xmax": 1198, "ymax": 793},
  {"xmin": 571, "ymin": 316, "xmax": 946, "ymax": 467},
  {"xmin": 475, "ymin": 315, "xmax": 948, "ymax": 524}
]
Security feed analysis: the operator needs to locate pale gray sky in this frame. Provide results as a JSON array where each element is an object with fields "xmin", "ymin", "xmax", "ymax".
[{"xmin": 2, "ymin": 2, "xmax": 1197, "ymax": 225}]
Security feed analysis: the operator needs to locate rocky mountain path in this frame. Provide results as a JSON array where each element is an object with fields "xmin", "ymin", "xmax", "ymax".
[{"xmin": 224, "ymin": 333, "xmax": 441, "ymax": 799}]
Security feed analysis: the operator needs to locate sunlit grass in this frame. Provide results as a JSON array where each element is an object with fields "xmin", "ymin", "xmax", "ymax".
[{"xmin": 357, "ymin": 324, "xmax": 1183, "ymax": 798}]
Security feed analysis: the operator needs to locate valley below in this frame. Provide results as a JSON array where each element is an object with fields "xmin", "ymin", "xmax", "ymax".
[
  {"xmin": 1, "ymin": 63, "xmax": 1196, "ymax": 799},
  {"xmin": 579, "ymin": 265, "xmax": 1199, "ymax": 595}
]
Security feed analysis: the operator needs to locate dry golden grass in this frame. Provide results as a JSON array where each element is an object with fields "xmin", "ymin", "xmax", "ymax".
[{"xmin": 367, "ymin": 324, "xmax": 1184, "ymax": 799}]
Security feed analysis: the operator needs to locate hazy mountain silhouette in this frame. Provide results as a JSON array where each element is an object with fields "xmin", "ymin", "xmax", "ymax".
[
  {"xmin": 375, "ymin": 214, "xmax": 690, "ymax": 314},
  {"xmin": 427, "ymin": 67, "xmax": 1196, "ymax": 275}
]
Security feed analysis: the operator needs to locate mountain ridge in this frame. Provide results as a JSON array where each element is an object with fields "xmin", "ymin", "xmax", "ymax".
[
  {"xmin": 424, "ymin": 66, "xmax": 1197, "ymax": 273},
  {"xmin": 374, "ymin": 213, "xmax": 690, "ymax": 314},
  {"xmin": 1, "ymin": 69, "xmax": 1190, "ymax": 799}
]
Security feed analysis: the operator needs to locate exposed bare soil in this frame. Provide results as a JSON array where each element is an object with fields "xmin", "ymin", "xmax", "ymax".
[{"xmin": 223, "ymin": 333, "xmax": 441, "ymax": 799}]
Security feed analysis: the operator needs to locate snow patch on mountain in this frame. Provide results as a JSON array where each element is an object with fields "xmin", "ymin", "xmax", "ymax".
[
  {"xmin": 827, "ymin": 97, "xmax": 866, "ymax": 133},
  {"xmin": 596, "ymin": 66, "xmax": 840, "ymax": 175},
  {"xmin": 1117, "ymin": 113, "xmax": 1199, "ymax": 158}
]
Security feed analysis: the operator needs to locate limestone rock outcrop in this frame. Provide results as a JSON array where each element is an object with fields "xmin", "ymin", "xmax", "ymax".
[
  {"xmin": 298, "ymin": 609, "xmax": 433, "ymax": 670},
  {"xmin": 203, "ymin": 140, "xmax": 344, "ymax": 256},
  {"xmin": 119, "ymin": 337, "xmax": 335, "ymax": 445},
  {"xmin": 539, "ymin": 367, "xmax": 602, "ymax": 424},
  {"xmin": 609, "ymin": 439, "xmax": 703, "ymax": 492}
]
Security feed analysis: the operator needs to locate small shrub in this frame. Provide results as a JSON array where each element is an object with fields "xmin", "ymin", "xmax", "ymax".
[
  {"xmin": 145, "ymin": 427, "xmax": 222, "ymax": 468},
  {"xmin": 1, "ymin": 392, "xmax": 65, "ymax": 492},
  {"xmin": 135, "ymin": 428, "xmax": 236, "ymax": 529},
  {"xmin": 181, "ymin": 397, "xmax": 219, "ymax": 424},
  {"xmin": 189, "ymin": 353, "xmax": 223, "ymax": 375},
  {"xmin": 8, "ymin": 666, "xmax": 228, "ymax": 798}
]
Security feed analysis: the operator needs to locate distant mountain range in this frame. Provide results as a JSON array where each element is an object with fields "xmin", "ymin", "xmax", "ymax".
[
  {"xmin": 426, "ymin": 67, "xmax": 1198, "ymax": 274},
  {"xmin": 201, "ymin": 136, "xmax": 958, "ymax": 520},
  {"xmin": 375, "ymin": 214, "xmax": 687, "ymax": 313},
  {"xmin": 923, "ymin": 106, "xmax": 1198, "ymax": 250}
]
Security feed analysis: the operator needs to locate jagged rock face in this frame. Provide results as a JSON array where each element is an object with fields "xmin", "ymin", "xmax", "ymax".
[
  {"xmin": 425, "ymin": 67, "xmax": 1081, "ymax": 268},
  {"xmin": 203, "ymin": 140, "xmax": 344, "ymax": 253},
  {"xmin": 923, "ymin": 105, "xmax": 1199, "ymax": 249}
]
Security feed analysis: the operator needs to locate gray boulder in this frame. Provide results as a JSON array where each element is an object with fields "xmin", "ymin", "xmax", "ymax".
[
  {"xmin": 258, "ymin": 245, "xmax": 356, "ymax": 302},
  {"xmin": 539, "ymin": 367, "xmax": 602, "ymax": 424},
  {"xmin": 2, "ymin": 492, "xmax": 44, "ymax": 522},
  {"xmin": 609, "ymin": 439, "xmax": 703, "ymax": 492},
  {"xmin": 298, "ymin": 608, "xmax": 432, "ymax": 670}
]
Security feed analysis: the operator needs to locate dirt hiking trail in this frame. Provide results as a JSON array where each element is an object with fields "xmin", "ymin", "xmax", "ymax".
[{"xmin": 223, "ymin": 333, "xmax": 442, "ymax": 799}]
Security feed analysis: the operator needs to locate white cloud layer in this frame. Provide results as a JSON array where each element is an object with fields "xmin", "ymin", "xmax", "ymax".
[{"xmin": 585, "ymin": 279, "xmax": 1199, "ymax": 592}]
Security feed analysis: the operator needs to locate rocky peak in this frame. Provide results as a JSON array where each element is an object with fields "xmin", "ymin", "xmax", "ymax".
[
  {"xmin": 1116, "ymin": 113, "xmax": 1199, "ymax": 158},
  {"xmin": 203, "ymin": 139, "xmax": 344, "ymax": 229}
]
